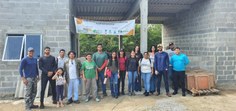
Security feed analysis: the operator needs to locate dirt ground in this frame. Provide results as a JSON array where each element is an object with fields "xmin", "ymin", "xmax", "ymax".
[{"xmin": 0, "ymin": 90, "xmax": 236, "ymax": 111}]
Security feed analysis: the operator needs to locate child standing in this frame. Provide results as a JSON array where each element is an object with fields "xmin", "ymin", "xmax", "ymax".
[
  {"xmin": 105, "ymin": 52, "xmax": 119, "ymax": 98},
  {"xmin": 81, "ymin": 53, "xmax": 100, "ymax": 102},
  {"xmin": 52, "ymin": 68, "xmax": 66, "ymax": 107}
]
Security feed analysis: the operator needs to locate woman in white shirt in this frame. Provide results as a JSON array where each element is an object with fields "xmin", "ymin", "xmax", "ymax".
[{"xmin": 138, "ymin": 52, "xmax": 153, "ymax": 96}]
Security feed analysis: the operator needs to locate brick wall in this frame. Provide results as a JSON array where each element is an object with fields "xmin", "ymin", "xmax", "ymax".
[
  {"xmin": 0, "ymin": 0, "xmax": 70, "ymax": 94},
  {"xmin": 162, "ymin": 0, "xmax": 236, "ymax": 88}
]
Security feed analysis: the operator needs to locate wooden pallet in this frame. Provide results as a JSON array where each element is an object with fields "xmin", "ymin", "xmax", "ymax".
[{"xmin": 188, "ymin": 88, "xmax": 220, "ymax": 96}]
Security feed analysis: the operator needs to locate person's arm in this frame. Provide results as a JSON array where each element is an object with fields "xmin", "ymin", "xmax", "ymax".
[
  {"xmin": 63, "ymin": 62, "xmax": 68, "ymax": 83},
  {"xmin": 52, "ymin": 57, "xmax": 57, "ymax": 73},
  {"xmin": 166, "ymin": 53, "xmax": 169, "ymax": 70},
  {"xmin": 52, "ymin": 73, "xmax": 58, "ymax": 80},
  {"xmin": 100, "ymin": 60, "xmax": 107, "ymax": 70},
  {"xmin": 81, "ymin": 62, "xmax": 85, "ymax": 79},
  {"xmin": 19, "ymin": 59, "xmax": 26, "ymax": 78},
  {"xmin": 154, "ymin": 54, "xmax": 157, "ymax": 71},
  {"xmin": 36, "ymin": 59, "xmax": 39, "ymax": 80},
  {"xmin": 96, "ymin": 68, "xmax": 98, "ymax": 80},
  {"xmin": 39, "ymin": 57, "xmax": 47, "ymax": 74},
  {"xmin": 138, "ymin": 60, "xmax": 141, "ymax": 74}
]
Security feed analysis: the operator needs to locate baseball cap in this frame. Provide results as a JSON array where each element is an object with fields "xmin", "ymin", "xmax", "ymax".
[{"xmin": 28, "ymin": 47, "xmax": 34, "ymax": 52}]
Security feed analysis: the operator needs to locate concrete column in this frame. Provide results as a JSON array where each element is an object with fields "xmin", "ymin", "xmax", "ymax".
[
  {"xmin": 77, "ymin": 33, "xmax": 80, "ymax": 57},
  {"xmin": 140, "ymin": 0, "xmax": 148, "ymax": 53}
]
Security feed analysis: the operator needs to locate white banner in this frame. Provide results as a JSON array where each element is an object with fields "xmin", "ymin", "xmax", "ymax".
[{"xmin": 74, "ymin": 18, "xmax": 135, "ymax": 36}]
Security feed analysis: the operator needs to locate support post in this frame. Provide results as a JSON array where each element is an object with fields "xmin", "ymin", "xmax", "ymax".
[{"xmin": 140, "ymin": 0, "xmax": 148, "ymax": 53}]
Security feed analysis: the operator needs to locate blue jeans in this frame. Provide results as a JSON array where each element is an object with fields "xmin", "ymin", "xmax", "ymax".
[
  {"xmin": 168, "ymin": 66, "xmax": 174, "ymax": 88},
  {"xmin": 110, "ymin": 72, "xmax": 118, "ymax": 96},
  {"xmin": 150, "ymin": 74, "xmax": 157, "ymax": 92},
  {"xmin": 168, "ymin": 66, "xmax": 173, "ymax": 82},
  {"xmin": 97, "ymin": 70, "xmax": 106, "ymax": 94},
  {"xmin": 157, "ymin": 70, "xmax": 170, "ymax": 93},
  {"xmin": 128, "ymin": 71, "xmax": 137, "ymax": 92},
  {"xmin": 68, "ymin": 79, "xmax": 80, "ymax": 101},
  {"xmin": 141, "ymin": 72, "xmax": 151, "ymax": 92},
  {"xmin": 135, "ymin": 72, "xmax": 142, "ymax": 91},
  {"xmin": 56, "ymin": 85, "xmax": 64, "ymax": 101}
]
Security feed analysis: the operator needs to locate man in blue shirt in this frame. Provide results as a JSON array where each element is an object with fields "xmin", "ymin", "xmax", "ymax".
[
  {"xmin": 154, "ymin": 44, "xmax": 171, "ymax": 97},
  {"xmin": 170, "ymin": 47, "xmax": 190, "ymax": 96},
  {"xmin": 19, "ymin": 47, "xmax": 39, "ymax": 110}
]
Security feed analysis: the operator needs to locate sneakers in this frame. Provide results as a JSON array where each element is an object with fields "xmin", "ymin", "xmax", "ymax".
[
  {"xmin": 143, "ymin": 91, "xmax": 147, "ymax": 95},
  {"xmin": 128, "ymin": 92, "xmax": 132, "ymax": 96},
  {"xmin": 156, "ymin": 92, "xmax": 160, "ymax": 96},
  {"xmin": 52, "ymin": 100, "xmax": 57, "ymax": 104},
  {"xmin": 103, "ymin": 92, "xmax": 108, "ymax": 96},
  {"xmin": 30, "ymin": 105, "xmax": 39, "ymax": 109},
  {"xmin": 145, "ymin": 92, "xmax": 149, "ymax": 96},
  {"xmin": 74, "ymin": 100, "xmax": 80, "ymax": 104},
  {"xmin": 166, "ymin": 93, "xmax": 172, "ymax": 97},
  {"xmin": 85, "ymin": 98, "xmax": 89, "ymax": 102},
  {"xmin": 95, "ymin": 98, "xmax": 100, "ymax": 102},
  {"xmin": 172, "ymin": 92, "xmax": 178, "ymax": 95},
  {"xmin": 182, "ymin": 93, "xmax": 186, "ymax": 97},
  {"xmin": 131, "ymin": 92, "xmax": 136, "ymax": 96},
  {"xmin": 66, "ymin": 98, "xmax": 73, "ymax": 105},
  {"xmin": 39, "ymin": 102, "xmax": 45, "ymax": 109}
]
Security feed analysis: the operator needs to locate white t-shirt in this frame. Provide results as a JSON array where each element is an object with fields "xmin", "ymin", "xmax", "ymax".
[
  {"xmin": 69, "ymin": 59, "xmax": 77, "ymax": 79},
  {"xmin": 56, "ymin": 75, "xmax": 65, "ymax": 86},
  {"xmin": 139, "ymin": 58, "xmax": 153, "ymax": 73},
  {"xmin": 57, "ymin": 56, "xmax": 68, "ymax": 68}
]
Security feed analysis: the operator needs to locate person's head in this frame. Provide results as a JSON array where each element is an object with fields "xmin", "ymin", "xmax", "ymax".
[
  {"xmin": 157, "ymin": 44, "xmax": 163, "ymax": 52},
  {"xmin": 27, "ymin": 47, "xmax": 34, "ymax": 57},
  {"xmin": 86, "ymin": 53, "xmax": 92, "ymax": 61},
  {"xmin": 150, "ymin": 45, "xmax": 156, "ymax": 52},
  {"xmin": 97, "ymin": 44, "xmax": 103, "ymax": 52},
  {"xmin": 118, "ymin": 48, "xmax": 126, "ymax": 58},
  {"xmin": 143, "ymin": 52, "xmax": 149, "ymax": 59},
  {"xmin": 130, "ymin": 50, "xmax": 136, "ymax": 58},
  {"xmin": 174, "ymin": 47, "xmax": 181, "ymax": 55},
  {"xmin": 56, "ymin": 68, "xmax": 64, "ymax": 76},
  {"xmin": 44, "ymin": 47, "xmax": 50, "ymax": 55},
  {"xmin": 134, "ymin": 45, "xmax": 140, "ymax": 53},
  {"xmin": 59, "ymin": 49, "xmax": 65, "ymax": 57},
  {"xmin": 111, "ymin": 51, "xmax": 117, "ymax": 59},
  {"xmin": 68, "ymin": 51, "xmax": 76, "ymax": 59},
  {"xmin": 169, "ymin": 42, "xmax": 175, "ymax": 50}
]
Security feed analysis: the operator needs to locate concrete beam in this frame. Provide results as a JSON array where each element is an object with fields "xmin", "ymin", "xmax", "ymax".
[
  {"xmin": 77, "ymin": 2, "xmax": 130, "ymax": 8},
  {"xmin": 76, "ymin": 12, "xmax": 125, "ymax": 17},
  {"xmin": 140, "ymin": 0, "xmax": 148, "ymax": 53},
  {"xmin": 123, "ymin": 0, "xmax": 141, "ymax": 20},
  {"xmin": 149, "ymin": 13, "xmax": 176, "ymax": 17}
]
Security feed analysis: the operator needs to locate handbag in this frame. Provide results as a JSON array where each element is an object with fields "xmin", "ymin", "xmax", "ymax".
[{"xmin": 106, "ymin": 68, "xmax": 112, "ymax": 78}]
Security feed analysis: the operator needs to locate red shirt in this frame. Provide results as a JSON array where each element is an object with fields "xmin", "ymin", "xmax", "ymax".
[{"xmin": 119, "ymin": 57, "xmax": 126, "ymax": 71}]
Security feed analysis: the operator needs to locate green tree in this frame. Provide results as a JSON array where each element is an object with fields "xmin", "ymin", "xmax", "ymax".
[{"xmin": 79, "ymin": 24, "xmax": 161, "ymax": 56}]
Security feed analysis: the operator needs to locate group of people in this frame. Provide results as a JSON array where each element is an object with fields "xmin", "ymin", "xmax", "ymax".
[{"xmin": 19, "ymin": 42, "xmax": 189, "ymax": 111}]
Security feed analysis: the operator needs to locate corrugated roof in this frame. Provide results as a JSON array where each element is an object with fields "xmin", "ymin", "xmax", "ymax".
[{"xmin": 73, "ymin": 0, "xmax": 199, "ymax": 24}]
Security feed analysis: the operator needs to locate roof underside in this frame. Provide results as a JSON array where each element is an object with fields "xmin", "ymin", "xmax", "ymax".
[{"xmin": 74, "ymin": 0, "xmax": 199, "ymax": 24}]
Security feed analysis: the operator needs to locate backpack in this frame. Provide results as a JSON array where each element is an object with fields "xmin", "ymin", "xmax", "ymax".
[{"xmin": 140, "ymin": 58, "xmax": 151, "ymax": 65}]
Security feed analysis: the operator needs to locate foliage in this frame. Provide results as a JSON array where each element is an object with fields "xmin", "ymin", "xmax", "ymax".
[{"xmin": 79, "ymin": 24, "xmax": 162, "ymax": 55}]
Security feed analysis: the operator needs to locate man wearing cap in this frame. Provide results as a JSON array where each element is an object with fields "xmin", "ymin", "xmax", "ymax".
[
  {"xmin": 19, "ymin": 47, "xmax": 39, "ymax": 111},
  {"xmin": 165, "ymin": 42, "xmax": 175, "ymax": 89},
  {"xmin": 154, "ymin": 44, "xmax": 171, "ymax": 97}
]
